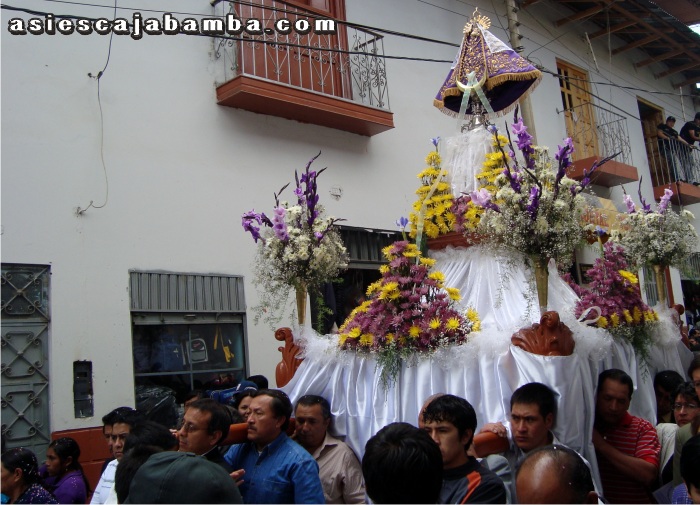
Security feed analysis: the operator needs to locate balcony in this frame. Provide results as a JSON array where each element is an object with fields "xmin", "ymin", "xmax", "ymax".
[
  {"xmin": 212, "ymin": 0, "xmax": 394, "ymax": 136},
  {"xmin": 561, "ymin": 103, "xmax": 639, "ymax": 187},
  {"xmin": 645, "ymin": 138, "xmax": 700, "ymax": 206}
]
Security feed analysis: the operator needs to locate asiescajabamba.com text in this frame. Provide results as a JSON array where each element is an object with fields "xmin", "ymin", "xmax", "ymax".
[{"xmin": 7, "ymin": 13, "xmax": 337, "ymax": 39}]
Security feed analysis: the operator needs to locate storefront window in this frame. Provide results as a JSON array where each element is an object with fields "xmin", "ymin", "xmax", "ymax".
[{"xmin": 129, "ymin": 271, "xmax": 248, "ymax": 403}]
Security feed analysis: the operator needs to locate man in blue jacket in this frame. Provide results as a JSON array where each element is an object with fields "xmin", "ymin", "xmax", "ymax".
[{"xmin": 224, "ymin": 389, "xmax": 324, "ymax": 504}]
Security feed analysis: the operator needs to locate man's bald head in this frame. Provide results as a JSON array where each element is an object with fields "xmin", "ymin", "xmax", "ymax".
[{"xmin": 516, "ymin": 445, "xmax": 597, "ymax": 504}]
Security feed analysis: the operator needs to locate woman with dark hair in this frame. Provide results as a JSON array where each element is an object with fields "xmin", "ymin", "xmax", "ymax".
[
  {"xmin": 233, "ymin": 390, "xmax": 256, "ymax": 421},
  {"xmin": 39, "ymin": 438, "xmax": 89, "ymax": 504},
  {"xmin": 1, "ymin": 448, "xmax": 57, "ymax": 504}
]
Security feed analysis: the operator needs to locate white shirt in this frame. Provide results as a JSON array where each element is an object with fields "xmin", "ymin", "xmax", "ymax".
[{"xmin": 90, "ymin": 459, "xmax": 118, "ymax": 504}]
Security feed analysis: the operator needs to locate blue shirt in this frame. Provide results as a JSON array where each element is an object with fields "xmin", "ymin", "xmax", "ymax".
[
  {"xmin": 672, "ymin": 484, "xmax": 693, "ymax": 504},
  {"xmin": 224, "ymin": 432, "xmax": 325, "ymax": 504}
]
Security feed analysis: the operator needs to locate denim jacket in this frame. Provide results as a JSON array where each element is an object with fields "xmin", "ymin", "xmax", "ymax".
[{"xmin": 224, "ymin": 432, "xmax": 325, "ymax": 504}]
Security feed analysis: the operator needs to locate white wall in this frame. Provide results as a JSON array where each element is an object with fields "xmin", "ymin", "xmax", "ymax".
[{"xmin": 2, "ymin": 0, "xmax": 698, "ymax": 431}]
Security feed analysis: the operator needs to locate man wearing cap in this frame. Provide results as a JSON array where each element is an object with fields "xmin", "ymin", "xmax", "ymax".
[
  {"xmin": 293, "ymin": 394, "xmax": 365, "ymax": 504},
  {"xmin": 124, "ymin": 451, "xmax": 243, "ymax": 504},
  {"xmin": 207, "ymin": 379, "xmax": 258, "ymax": 406},
  {"xmin": 224, "ymin": 389, "xmax": 325, "ymax": 504},
  {"xmin": 658, "ymin": 116, "xmax": 690, "ymax": 182},
  {"xmin": 176, "ymin": 398, "xmax": 234, "ymax": 472}
]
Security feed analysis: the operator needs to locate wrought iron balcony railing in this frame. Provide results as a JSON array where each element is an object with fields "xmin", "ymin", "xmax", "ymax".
[
  {"xmin": 559, "ymin": 101, "xmax": 632, "ymax": 165},
  {"xmin": 212, "ymin": 0, "xmax": 390, "ymax": 111},
  {"xmin": 646, "ymin": 137, "xmax": 700, "ymax": 187},
  {"xmin": 561, "ymin": 102, "xmax": 638, "ymax": 187},
  {"xmin": 644, "ymin": 136, "xmax": 700, "ymax": 206}
]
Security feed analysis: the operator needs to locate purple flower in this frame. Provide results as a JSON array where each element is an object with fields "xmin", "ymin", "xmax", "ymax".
[
  {"xmin": 595, "ymin": 226, "xmax": 607, "ymax": 237},
  {"xmin": 487, "ymin": 124, "xmax": 498, "ymax": 135},
  {"xmin": 512, "ymin": 119, "xmax": 536, "ymax": 169},
  {"xmin": 431, "ymin": 137, "xmax": 440, "ymax": 148},
  {"xmin": 525, "ymin": 186, "xmax": 540, "ymax": 220},
  {"xmin": 504, "ymin": 166, "xmax": 522, "ymax": 193},
  {"xmin": 638, "ymin": 187, "xmax": 652, "ymax": 214},
  {"xmin": 658, "ymin": 188, "xmax": 673, "ymax": 213},
  {"xmin": 242, "ymin": 219, "xmax": 261, "ymax": 242},
  {"xmin": 272, "ymin": 206, "xmax": 289, "ymax": 241},
  {"xmin": 242, "ymin": 210, "xmax": 266, "ymax": 243},
  {"xmin": 580, "ymin": 152, "xmax": 618, "ymax": 191},
  {"xmin": 396, "ymin": 216, "xmax": 409, "ymax": 230},
  {"xmin": 295, "ymin": 151, "xmax": 326, "ymax": 227},
  {"xmin": 555, "ymin": 138, "xmax": 574, "ymax": 164},
  {"xmin": 554, "ymin": 138, "xmax": 574, "ymax": 195},
  {"xmin": 623, "ymin": 194, "xmax": 636, "ymax": 214},
  {"xmin": 512, "ymin": 119, "xmax": 531, "ymax": 146},
  {"xmin": 469, "ymin": 188, "xmax": 500, "ymax": 212}
]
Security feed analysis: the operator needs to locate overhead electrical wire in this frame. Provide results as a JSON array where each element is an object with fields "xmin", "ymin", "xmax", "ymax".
[
  {"xmin": 3, "ymin": 0, "xmax": 695, "ymax": 102},
  {"xmin": 6, "ymin": 0, "xmax": 693, "ymax": 216}
]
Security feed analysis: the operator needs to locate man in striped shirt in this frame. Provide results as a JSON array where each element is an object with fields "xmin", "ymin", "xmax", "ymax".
[{"xmin": 593, "ymin": 369, "xmax": 661, "ymax": 503}]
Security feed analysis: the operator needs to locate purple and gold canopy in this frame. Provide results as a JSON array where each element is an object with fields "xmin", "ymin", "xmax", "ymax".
[{"xmin": 434, "ymin": 18, "xmax": 541, "ymax": 118}]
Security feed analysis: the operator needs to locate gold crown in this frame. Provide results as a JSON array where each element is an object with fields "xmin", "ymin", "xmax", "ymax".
[{"xmin": 464, "ymin": 8, "xmax": 491, "ymax": 33}]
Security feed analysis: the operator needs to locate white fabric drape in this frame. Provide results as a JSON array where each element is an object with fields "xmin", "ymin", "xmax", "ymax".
[
  {"xmin": 439, "ymin": 129, "xmax": 495, "ymax": 198},
  {"xmin": 281, "ymin": 246, "xmax": 693, "ymax": 493}
]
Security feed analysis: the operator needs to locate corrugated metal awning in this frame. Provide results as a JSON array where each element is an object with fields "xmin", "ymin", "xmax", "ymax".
[{"xmin": 129, "ymin": 271, "xmax": 246, "ymax": 313}]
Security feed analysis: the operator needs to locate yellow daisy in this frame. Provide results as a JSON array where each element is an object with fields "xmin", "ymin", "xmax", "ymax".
[
  {"xmin": 428, "ymin": 271, "xmax": 445, "ymax": 283},
  {"xmin": 466, "ymin": 308, "xmax": 481, "ymax": 332},
  {"xmin": 409, "ymin": 325, "xmax": 421, "ymax": 338},
  {"xmin": 618, "ymin": 270, "xmax": 638, "ymax": 285},
  {"xmin": 356, "ymin": 300, "xmax": 371, "ymax": 313},
  {"xmin": 425, "ymin": 151, "xmax": 441, "ymax": 166},
  {"xmin": 366, "ymin": 282, "xmax": 381, "ymax": 296},
  {"xmin": 445, "ymin": 287, "xmax": 461, "ymax": 301}
]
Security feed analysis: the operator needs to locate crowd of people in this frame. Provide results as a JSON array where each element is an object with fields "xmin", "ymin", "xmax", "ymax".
[{"xmin": 2, "ymin": 359, "xmax": 700, "ymax": 504}]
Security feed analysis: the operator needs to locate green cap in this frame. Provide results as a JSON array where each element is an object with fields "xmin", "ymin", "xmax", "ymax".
[{"xmin": 125, "ymin": 451, "xmax": 242, "ymax": 504}]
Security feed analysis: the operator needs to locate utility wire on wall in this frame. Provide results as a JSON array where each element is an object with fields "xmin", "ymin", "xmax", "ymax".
[{"xmin": 75, "ymin": 0, "xmax": 117, "ymax": 215}]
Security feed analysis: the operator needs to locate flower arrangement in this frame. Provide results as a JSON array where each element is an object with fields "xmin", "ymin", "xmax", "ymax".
[
  {"xmin": 452, "ymin": 133, "xmax": 511, "ymax": 235},
  {"xmin": 338, "ymin": 240, "xmax": 479, "ymax": 384},
  {"xmin": 614, "ymin": 186, "xmax": 697, "ymax": 271},
  {"xmin": 469, "ymin": 117, "xmax": 612, "ymax": 269},
  {"xmin": 408, "ymin": 140, "xmax": 454, "ymax": 242},
  {"xmin": 241, "ymin": 153, "xmax": 349, "ymax": 328},
  {"xmin": 409, "ymin": 135, "xmax": 510, "ymax": 240},
  {"xmin": 565, "ymin": 240, "xmax": 659, "ymax": 361}
]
